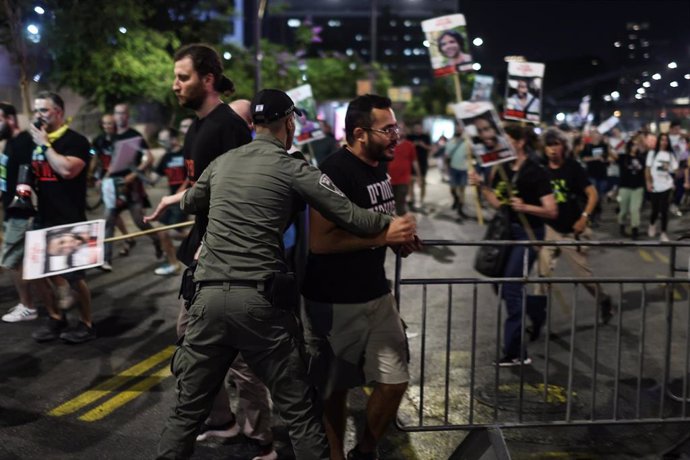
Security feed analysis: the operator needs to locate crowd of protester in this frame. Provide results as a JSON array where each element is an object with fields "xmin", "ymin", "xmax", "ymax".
[{"xmin": 0, "ymin": 39, "xmax": 689, "ymax": 459}]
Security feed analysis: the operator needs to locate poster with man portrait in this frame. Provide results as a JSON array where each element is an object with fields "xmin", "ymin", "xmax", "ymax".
[
  {"xmin": 285, "ymin": 84, "xmax": 325, "ymax": 146},
  {"xmin": 471, "ymin": 74, "xmax": 494, "ymax": 101},
  {"xmin": 503, "ymin": 61, "xmax": 545, "ymax": 124},
  {"xmin": 421, "ymin": 14, "xmax": 474, "ymax": 78},
  {"xmin": 23, "ymin": 219, "xmax": 105, "ymax": 280},
  {"xmin": 453, "ymin": 101, "xmax": 516, "ymax": 167}
]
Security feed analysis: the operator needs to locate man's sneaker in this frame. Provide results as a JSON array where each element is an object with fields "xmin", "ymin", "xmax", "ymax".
[
  {"xmin": 495, "ymin": 355, "xmax": 532, "ymax": 367},
  {"xmin": 196, "ymin": 420, "xmax": 240, "ymax": 442},
  {"xmin": 648, "ymin": 223, "xmax": 657, "ymax": 238},
  {"xmin": 252, "ymin": 444, "xmax": 278, "ymax": 460},
  {"xmin": 671, "ymin": 204, "xmax": 682, "ymax": 217},
  {"xmin": 99, "ymin": 262, "xmax": 113, "ymax": 272},
  {"xmin": 32, "ymin": 316, "xmax": 67, "ymax": 342},
  {"xmin": 347, "ymin": 445, "xmax": 379, "ymax": 460},
  {"xmin": 154, "ymin": 263, "xmax": 181, "ymax": 276},
  {"xmin": 2, "ymin": 303, "xmax": 38, "ymax": 323},
  {"xmin": 59, "ymin": 321, "xmax": 96, "ymax": 344},
  {"xmin": 660, "ymin": 232, "xmax": 670, "ymax": 242}
]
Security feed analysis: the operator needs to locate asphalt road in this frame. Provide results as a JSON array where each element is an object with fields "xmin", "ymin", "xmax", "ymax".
[{"xmin": 2, "ymin": 165, "xmax": 690, "ymax": 459}]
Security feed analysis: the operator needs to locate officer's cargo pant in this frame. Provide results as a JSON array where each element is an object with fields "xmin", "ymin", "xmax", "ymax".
[{"xmin": 157, "ymin": 283, "xmax": 329, "ymax": 460}]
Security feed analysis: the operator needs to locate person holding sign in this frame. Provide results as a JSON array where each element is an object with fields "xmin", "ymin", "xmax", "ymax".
[{"xmin": 469, "ymin": 124, "xmax": 556, "ymax": 366}]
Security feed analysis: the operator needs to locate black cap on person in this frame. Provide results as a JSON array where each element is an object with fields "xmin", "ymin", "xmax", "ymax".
[{"xmin": 251, "ymin": 89, "xmax": 303, "ymax": 124}]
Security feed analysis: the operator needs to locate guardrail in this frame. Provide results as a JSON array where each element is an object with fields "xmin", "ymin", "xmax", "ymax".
[{"xmin": 393, "ymin": 240, "xmax": 690, "ymax": 435}]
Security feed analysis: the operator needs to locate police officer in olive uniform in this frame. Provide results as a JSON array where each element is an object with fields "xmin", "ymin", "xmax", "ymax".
[{"xmin": 156, "ymin": 89, "xmax": 418, "ymax": 460}]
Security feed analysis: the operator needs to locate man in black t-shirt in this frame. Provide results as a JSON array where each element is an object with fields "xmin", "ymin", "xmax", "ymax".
[
  {"xmin": 101, "ymin": 103, "xmax": 161, "ymax": 270},
  {"xmin": 28, "ymin": 91, "xmax": 96, "ymax": 344},
  {"xmin": 406, "ymin": 123, "xmax": 431, "ymax": 207},
  {"xmin": 580, "ymin": 130, "xmax": 610, "ymax": 223},
  {"xmin": 150, "ymin": 127, "xmax": 187, "ymax": 276},
  {"xmin": 537, "ymin": 128, "xmax": 613, "ymax": 324},
  {"xmin": 0, "ymin": 102, "xmax": 37, "ymax": 323},
  {"xmin": 146, "ymin": 44, "xmax": 276, "ymax": 460},
  {"xmin": 303, "ymin": 94, "xmax": 420, "ymax": 460}
]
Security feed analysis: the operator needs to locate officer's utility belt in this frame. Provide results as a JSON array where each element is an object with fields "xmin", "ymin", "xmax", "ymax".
[
  {"xmin": 185, "ymin": 272, "xmax": 300, "ymax": 313},
  {"xmin": 197, "ymin": 280, "xmax": 265, "ymax": 291}
]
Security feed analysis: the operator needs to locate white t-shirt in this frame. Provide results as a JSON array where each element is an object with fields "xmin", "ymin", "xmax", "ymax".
[{"xmin": 646, "ymin": 150, "xmax": 678, "ymax": 192}]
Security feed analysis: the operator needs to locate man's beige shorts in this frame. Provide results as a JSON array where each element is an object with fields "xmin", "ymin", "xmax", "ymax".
[{"xmin": 304, "ymin": 293, "xmax": 409, "ymax": 390}]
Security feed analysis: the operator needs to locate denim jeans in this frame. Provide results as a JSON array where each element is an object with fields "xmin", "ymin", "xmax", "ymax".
[{"xmin": 501, "ymin": 223, "xmax": 545, "ymax": 359}]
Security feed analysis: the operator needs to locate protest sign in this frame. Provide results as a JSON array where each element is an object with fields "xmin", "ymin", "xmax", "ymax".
[
  {"xmin": 453, "ymin": 101, "xmax": 516, "ymax": 167},
  {"xmin": 23, "ymin": 219, "xmax": 105, "ymax": 280},
  {"xmin": 596, "ymin": 115, "xmax": 620, "ymax": 134},
  {"xmin": 504, "ymin": 61, "xmax": 545, "ymax": 124},
  {"xmin": 471, "ymin": 75, "xmax": 494, "ymax": 101},
  {"xmin": 108, "ymin": 136, "xmax": 142, "ymax": 174},
  {"xmin": 421, "ymin": 14, "xmax": 473, "ymax": 78},
  {"xmin": 286, "ymin": 84, "xmax": 325, "ymax": 146}
]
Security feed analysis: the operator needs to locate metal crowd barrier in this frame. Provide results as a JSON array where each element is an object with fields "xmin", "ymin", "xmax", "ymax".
[{"xmin": 393, "ymin": 239, "xmax": 690, "ymax": 440}]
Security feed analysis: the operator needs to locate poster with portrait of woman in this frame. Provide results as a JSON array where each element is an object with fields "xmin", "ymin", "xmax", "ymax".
[
  {"xmin": 286, "ymin": 84, "xmax": 325, "ymax": 146},
  {"xmin": 503, "ymin": 61, "xmax": 545, "ymax": 124},
  {"xmin": 23, "ymin": 219, "xmax": 105, "ymax": 280},
  {"xmin": 453, "ymin": 101, "xmax": 516, "ymax": 167},
  {"xmin": 421, "ymin": 14, "xmax": 474, "ymax": 78}
]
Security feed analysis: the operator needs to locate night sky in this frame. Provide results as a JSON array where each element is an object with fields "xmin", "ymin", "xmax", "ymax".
[{"xmin": 460, "ymin": 0, "xmax": 689, "ymax": 67}]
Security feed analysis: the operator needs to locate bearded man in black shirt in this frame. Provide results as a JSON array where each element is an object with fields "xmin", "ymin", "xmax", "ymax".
[{"xmin": 303, "ymin": 94, "xmax": 421, "ymax": 460}]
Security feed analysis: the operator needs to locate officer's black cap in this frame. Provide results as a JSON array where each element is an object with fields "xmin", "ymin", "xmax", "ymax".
[{"xmin": 251, "ymin": 89, "xmax": 303, "ymax": 124}]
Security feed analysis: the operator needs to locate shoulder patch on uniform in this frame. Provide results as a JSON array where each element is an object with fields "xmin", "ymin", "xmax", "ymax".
[{"xmin": 319, "ymin": 174, "xmax": 345, "ymax": 197}]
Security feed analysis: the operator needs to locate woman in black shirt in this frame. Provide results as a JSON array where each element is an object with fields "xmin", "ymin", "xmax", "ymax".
[
  {"xmin": 470, "ymin": 124, "xmax": 557, "ymax": 366},
  {"xmin": 613, "ymin": 132, "xmax": 647, "ymax": 239}
]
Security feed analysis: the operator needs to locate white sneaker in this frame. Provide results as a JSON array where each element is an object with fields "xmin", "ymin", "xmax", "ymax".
[
  {"xmin": 2, "ymin": 303, "xmax": 38, "ymax": 323},
  {"xmin": 660, "ymin": 232, "xmax": 670, "ymax": 242},
  {"xmin": 154, "ymin": 263, "xmax": 181, "ymax": 276},
  {"xmin": 670, "ymin": 204, "xmax": 682, "ymax": 217},
  {"xmin": 99, "ymin": 262, "xmax": 113, "ymax": 272},
  {"xmin": 648, "ymin": 223, "xmax": 657, "ymax": 238}
]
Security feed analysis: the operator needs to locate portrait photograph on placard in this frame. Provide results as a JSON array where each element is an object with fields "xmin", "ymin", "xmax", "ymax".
[
  {"xmin": 471, "ymin": 74, "xmax": 494, "ymax": 101},
  {"xmin": 453, "ymin": 101, "xmax": 516, "ymax": 167},
  {"xmin": 503, "ymin": 61, "xmax": 545, "ymax": 124},
  {"xmin": 286, "ymin": 84, "xmax": 325, "ymax": 146},
  {"xmin": 23, "ymin": 219, "xmax": 105, "ymax": 280},
  {"xmin": 421, "ymin": 14, "xmax": 474, "ymax": 78}
]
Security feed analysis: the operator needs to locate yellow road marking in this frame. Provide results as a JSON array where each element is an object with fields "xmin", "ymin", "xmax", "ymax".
[
  {"xmin": 654, "ymin": 251, "xmax": 670, "ymax": 264},
  {"xmin": 79, "ymin": 366, "xmax": 172, "ymax": 422},
  {"xmin": 49, "ymin": 346, "xmax": 175, "ymax": 417},
  {"xmin": 497, "ymin": 383, "xmax": 574, "ymax": 404},
  {"xmin": 638, "ymin": 249, "xmax": 654, "ymax": 263}
]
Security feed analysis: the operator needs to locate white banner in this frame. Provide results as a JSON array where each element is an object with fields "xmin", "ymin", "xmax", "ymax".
[
  {"xmin": 23, "ymin": 219, "xmax": 105, "ymax": 279},
  {"xmin": 452, "ymin": 101, "xmax": 516, "ymax": 167}
]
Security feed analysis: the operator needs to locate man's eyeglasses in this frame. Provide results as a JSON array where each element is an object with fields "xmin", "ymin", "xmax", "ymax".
[
  {"xmin": 363, "ymin": 125, "xmax": 401, "ymax": 137},
  {"xmin": 33, "ymin": 108, "xmax": 50, "ymax": 114}
]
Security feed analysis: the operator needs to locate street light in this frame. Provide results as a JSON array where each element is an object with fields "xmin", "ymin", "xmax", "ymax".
[
  {"xmin": 642, "ymin": 81, "xmax": 651, "ymax": 88},
  {"xmin": 472, "ymin": 37, "xmax": 483, "ymax": 47},
  {"xmin": 34, "ymin": 6, "xmax": 45, "ymax": 14},
  {"xmin": 652, "ymin": 73, "xmax": 661, "ymax": 80},
  {"xmin": 472, "ymin": 63, "xmax": 481, "ymax": 71},
  {"xmin": 685, "ymin": 74, "xmax": 690, "ymax": 80},
  {"xmin": 637, "ymin": 88, "xmax": 645, "ymax": 94},
  {"xmin": 223, "ymin": 52, "xmax": 232, "ymax": 60},
  {"xmin": 670, "ymin": 81, "xmax": 679, "ymax": 88},
  {"xmin": 118, "ymin": 26, "xmax": 127, "ymax": 34},
  {"xmin": 611, "ymin": 91, "xmax": 620, "ymax": 100},
  {"xmin": 556, "ymin": 112, "xmax": 565, "ymax": 122},
  {"xmin": 668, "ymin": 61, "xmax": 678, "ymax": 69},
  {"xmin": 26, "ymin": 24, "xmax": 39, "ymax": 35}
]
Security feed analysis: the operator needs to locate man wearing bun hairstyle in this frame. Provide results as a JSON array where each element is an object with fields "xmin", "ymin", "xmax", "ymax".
[{"xmin": 148, "ymin": 45, "xmax": 276, "ymax": 460}]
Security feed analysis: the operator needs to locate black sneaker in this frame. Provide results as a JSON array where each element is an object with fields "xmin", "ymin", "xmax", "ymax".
[
  {"xmin": 195, "ymin": 420, "xmax": 240, "ymax": 442},
  {"xmin": 347, "ymin": 445, "xmax": 379, "ymax": 460},
  {"xmin": 59, "ymin": 321, "xmax": 96, "ymax": 344},
  {"xmin": 494, "ymin": 355, "xmax": 532, "ymax": 367},
  {"xmin": 32, "ymin": 316, "xmax": 68, "ymax": 342}
]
